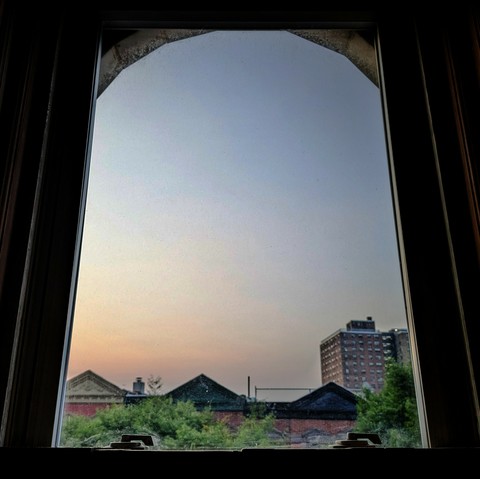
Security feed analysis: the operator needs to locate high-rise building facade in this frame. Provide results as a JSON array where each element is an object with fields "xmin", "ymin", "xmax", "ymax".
[{"xmin": 320, "ymin": 317, "xmax": 410, "ymax": 393}]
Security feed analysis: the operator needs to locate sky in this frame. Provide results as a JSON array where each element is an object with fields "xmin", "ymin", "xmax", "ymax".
[{"xmin": 65, "ymin": 30, "xmax": 408, "ymax": 402}]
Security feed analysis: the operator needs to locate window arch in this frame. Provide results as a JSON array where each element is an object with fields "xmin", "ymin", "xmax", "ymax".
[{"xmin": 98, "ymin": 28, "xmax": 378, "ymax": 97}]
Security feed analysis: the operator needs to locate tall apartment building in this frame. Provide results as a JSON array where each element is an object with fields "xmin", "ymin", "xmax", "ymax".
[{"xmin": 320, "ymin": 317, "xmax": 410, "ymax": 393}]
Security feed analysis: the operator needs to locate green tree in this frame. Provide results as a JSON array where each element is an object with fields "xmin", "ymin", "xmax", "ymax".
[
  {"xmin": 354, "ymin": 360, "xmax": 421, "ymax": 447},
  {"xmin": 60, "ymin": 396, "xmax": 283, "ymax": 449},
  {"xmin": 232, "ymin": 412, "xmax": 278, "ymax": 448},
  {"xmin": 60, "ymin": 414, "xmax": 107, "ymax": 448}
]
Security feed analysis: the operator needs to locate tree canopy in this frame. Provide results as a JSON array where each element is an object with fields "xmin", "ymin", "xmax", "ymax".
[
  {"xmin": 354, "ymin": 360, "xmax": 421, "ymax": 447},
  {"xmin": 60, "ymin": 396, "xmax": 284, "ymax": 449}
]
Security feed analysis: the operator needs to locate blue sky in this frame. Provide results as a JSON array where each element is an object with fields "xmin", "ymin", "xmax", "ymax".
[{"xmin": 67, "ymin": 30, "xmax": 407, "ymax": 401}]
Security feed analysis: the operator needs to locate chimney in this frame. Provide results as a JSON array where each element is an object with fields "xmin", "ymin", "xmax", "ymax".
[
  {"xmin": 366, "ymin": 316, "xmax": 373, "ymax": 321},
  {"xmin": 133, "ymin": 377, "xmax": 145, "ymax": 394}
]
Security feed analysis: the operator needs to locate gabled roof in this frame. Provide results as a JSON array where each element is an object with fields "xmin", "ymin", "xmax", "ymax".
[
  {"xmin": 291, "ymin": 381, "xmax": 358, "ymax": 410},
  {"xmin": 65, "ymin": 370, "xmax": 127, "ymax": 401},
  {"xmin": 166, "ymin": 373, "xmax": 246, "ymax": 411},
  {"xmin": 270, "ymin": 382, "xmax": 358, "ymax": 420}
]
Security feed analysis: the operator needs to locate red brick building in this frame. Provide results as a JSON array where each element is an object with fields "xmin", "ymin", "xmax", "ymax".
[
  {"xmin": 165, "ymin": 373, "xmax": 247, "ymax": 428},
  {"xmin": 64, "ymin": 370, "xmax": 127, "ymax": 416},
  {"xmin": 267, "ymin": 381, "xmax": 358, "ymax": 446},
  {"xmin": 166, "ymin": 374, "xmax": 358, "ymax": 447},
  {"xmin": 64, "ymin": 371, "xmax": 357, "ymax": 446},
  {"xmin": 320, "ymin": 316, "xmax": 411, "ymax": 393}
]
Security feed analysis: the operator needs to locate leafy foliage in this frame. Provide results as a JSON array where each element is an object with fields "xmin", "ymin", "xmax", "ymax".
[
  {"xmin": 354, "ymin": 360, "xmax": 422, "ymax": 447},
  {"xmin": 231, "ymin": 412, "xmax": 277, "ymax": 448},
  {"xmin": 60, "ymin": 396, "xmax": 285, "ymax": 449}
]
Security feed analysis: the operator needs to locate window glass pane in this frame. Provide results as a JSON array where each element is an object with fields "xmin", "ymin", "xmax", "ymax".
[{"xmin": 60, "ymin": 28, "xmax": 420, "ymax": 450}]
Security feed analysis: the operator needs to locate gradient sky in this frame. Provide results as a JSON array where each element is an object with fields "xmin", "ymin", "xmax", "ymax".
[{"xmin": 66, "ymin": 30, "xmax": 408, "ymax": 402}]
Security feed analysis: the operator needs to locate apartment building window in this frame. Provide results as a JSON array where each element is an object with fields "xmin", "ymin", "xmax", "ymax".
[{"xmin": 1, "ymin": 7, "xmax": 479, "ymax": 452}]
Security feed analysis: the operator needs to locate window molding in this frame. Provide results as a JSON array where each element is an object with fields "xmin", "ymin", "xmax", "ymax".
[
  {"xmin": 378, "ymin": 9, "xmax": 480, "ymax": 446},
  {"xmin": 97, "ymin": 28, "xmax": 378, "ymax": 98}
]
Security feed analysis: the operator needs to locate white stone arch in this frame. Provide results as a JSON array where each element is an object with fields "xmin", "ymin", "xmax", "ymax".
[{"xmin": 98, "ymin": 28, "xmax": 378, "ymax": 97}]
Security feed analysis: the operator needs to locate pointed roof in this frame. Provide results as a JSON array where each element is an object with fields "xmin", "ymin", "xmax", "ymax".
[
  {"xmin": 166, "ymin": 373, "xmax": 246, "ymax": 411},
  {"xmin": 65, "ymin": 370, "xmax": 127, "ymax": 402},
  {"xmin": 270, "ymin": 382, "xmax": 358, "ymax": 420},
  {"xmin": 291, "ymin": 381, "xmax": 358, "ymax": 410}
]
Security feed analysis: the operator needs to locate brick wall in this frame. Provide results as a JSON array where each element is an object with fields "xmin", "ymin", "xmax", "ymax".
[
  {"xmin": 273, "ymin": 418, "xmax": 356, "ymax": 446},
  {"xmin": 213, "ymin": 411, "xmax": 245, "ymax": 428},
  {"xmin": 64, "ymin": 403, "xmax": 113, "ymax": 416},
  {"xmin": 215, "ymin": 412, "xmax": 355, "ymax": 446}
]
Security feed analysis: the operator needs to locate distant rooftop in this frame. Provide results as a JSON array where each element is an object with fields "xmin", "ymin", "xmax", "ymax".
[{"xmin": 346, "ymin": 316, "xmax": 376, "ymax": 331}]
